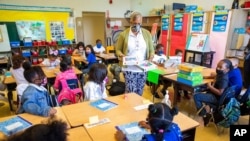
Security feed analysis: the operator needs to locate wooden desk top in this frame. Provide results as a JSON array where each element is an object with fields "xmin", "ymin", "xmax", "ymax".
[
  {"xmin": 72, "ymin": 56, "xmax": 101, "ymax": 64},
  {"xmin": 67, "ymin": 127, "xmax": 92, "ymax": 141},
  {"xmin": 3, "ymin": 76, "xmax": 15, "ymax": 84},
  {"xmin": 96, "ymin": 53, "xmax": 117, "ymax": 60},
  {"xmin": 0, "ymin": 107, "xmax": 70, "ymax": 129},
  {"xmin": 42, "ymin": 66, "xmax": 82, "ymax": 78},
  {"xmin": 0, "ymin": 58, "xmax": 8, "ymax": 64},
  {"xmin": 157, "ymin": 66, "xmax": 179, "ymax": 75},
  {"xmin": 62, "ymin": 93, "xmax": 199, "ymax": 141}
]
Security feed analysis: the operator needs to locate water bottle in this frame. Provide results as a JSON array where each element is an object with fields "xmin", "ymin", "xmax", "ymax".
[{"xmin": 162, "ymin": 90, "xmax": 171, "ymax": 108}]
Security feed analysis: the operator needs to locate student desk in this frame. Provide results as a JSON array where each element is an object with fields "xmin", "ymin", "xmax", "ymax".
[
  {"xmin": 62, "ymin": 93, "xmax": 199, "ymax": 141},
  {"xmin": 96, "ymin": 53, "xmax": 118, "ymax": 65},
  {"xmin": 162, "ymin": 68, "xmax": 215, "ymax": 106},
  {"xmin": 3, "ymin": 76, "xmax": 16, "ymax": 111},
  {"xmin": 67, "ymin": 127, "xmax": 92, "ymax": 141},
  {"xmin": 71, "ymin": 56, "xmax": 101, "ymax": 66}
]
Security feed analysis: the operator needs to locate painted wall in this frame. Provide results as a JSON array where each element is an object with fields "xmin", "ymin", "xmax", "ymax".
[
  {"xmin": 0, "ymin": 0, "xmax": 237, "ymax": 17},
  {"xmin": 131, "ymin": 0, "xmax": 234, "ymax": 16},
  {"xmin": 0, "ymin": 0, "xmax": 131, "ymax": 18}
]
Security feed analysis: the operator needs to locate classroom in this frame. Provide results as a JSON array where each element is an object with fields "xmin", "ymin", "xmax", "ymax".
[{"xmin": 0, "ymin": 0, "xmax": 249, "ymax": 141}]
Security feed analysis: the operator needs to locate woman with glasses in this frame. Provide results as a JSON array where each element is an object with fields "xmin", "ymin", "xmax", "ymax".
[{"xmin": 115, "ymin": 11, "xmax": 154, "ymax": 96}]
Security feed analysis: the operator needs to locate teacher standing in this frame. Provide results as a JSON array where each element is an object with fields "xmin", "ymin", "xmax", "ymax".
[{"xmin": 115, "ymin": 11, "xmax": 154, "ymax": 96}]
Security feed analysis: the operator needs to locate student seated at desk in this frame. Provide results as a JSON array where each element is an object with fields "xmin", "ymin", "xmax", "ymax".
[
  {"xmin": 115, "ymin": 103, "xmax": 183, "ymax": 141},
  {"xmin": 17, "ymin": 65, "xmax": 57, "ymax": 117},
  {"xmin": 93, "ymin": 39, "xmax": 106, "ymax": 54},
  {"xmin": 10, "ymin": 55, "xmax": 29, "ymax": 85},
  {"xmin": 83, "ymin": 63, "xmax": 108, "ymax": 101},
  {"xmin": 82, "ymin": 44, "xmax": 97, "ymax": 74},
  {"xmin": 54, "ymin": 57, "xmax": 82, "ymax": 105},
  {"xmin": 228, "ymin": 57, "xmax": 243, "ymax": 97},
  {"xmin": 72, "ymin": 41, "xmax": 85, "ymax": 56},
  {"xmin": 41, "ymin": 50, "xmax": 60, "ymax": 67},
  {"xmin": 193, "ymin": 59, "xmax": 232, "ymax": 126},
  {"xmin": 2, "ymin": 117, "xmax": 68, "ymax": 141}
]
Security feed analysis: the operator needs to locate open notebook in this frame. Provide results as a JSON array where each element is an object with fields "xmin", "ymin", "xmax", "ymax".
[{"xmin": 164, "ymin": 56, "xmax": 182, "ymax": 68}]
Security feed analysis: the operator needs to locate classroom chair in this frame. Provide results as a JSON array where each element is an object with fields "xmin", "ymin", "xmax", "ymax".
[{"xmin": 106, "ymin": 46, "xmax": 115, "ymax": 54}]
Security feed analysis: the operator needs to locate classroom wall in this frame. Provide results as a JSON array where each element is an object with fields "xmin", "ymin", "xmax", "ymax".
[
  {"xmin": 131, "ymin": 0, "xmax": 233, "ymax": 16},
  {"xmin": 0, "ymin": 0, "xmax": 131, "ymax": 18}
]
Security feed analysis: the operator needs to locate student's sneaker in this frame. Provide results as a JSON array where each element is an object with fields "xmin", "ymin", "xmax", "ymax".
[{"xmin": 203, "ymin": 114, "xmax": 212, "ymax": 126}]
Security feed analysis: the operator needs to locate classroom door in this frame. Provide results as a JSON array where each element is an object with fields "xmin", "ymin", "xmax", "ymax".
[{"xmin": 82, "ymin": 12, "xmax": 106, "ymax": 46}]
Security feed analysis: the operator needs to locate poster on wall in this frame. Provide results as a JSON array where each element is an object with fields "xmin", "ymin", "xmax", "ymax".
[
  {"xmin": 161, "ymin": 14, "xmax": 170, "ymax": 31},
  {"xmin": 191, "ymin": 12, "xmax": 204, "ymax": 32},
  {"xmin": 212, "ymin": 10, "xmax": 228, "ymax": 32},
  {"xmin": 174, "ymin": 14, "xmax": 183, "ymax": 31},
  {"xmin": 50, "ymin": 21, "xmax": 65, "ymax": 41},
  {"xmin": 16, "ymin": 21, "xmax": 46, "ymax": 40}
]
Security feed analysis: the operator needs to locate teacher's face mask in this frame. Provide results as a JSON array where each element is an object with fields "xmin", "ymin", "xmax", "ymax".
[{"xmin": 131, "ymin": 24, "xmax": 141, "ymax": 33}]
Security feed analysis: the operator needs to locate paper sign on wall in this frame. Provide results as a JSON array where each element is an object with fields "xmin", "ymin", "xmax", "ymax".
[
  {"xmin": 161, "ymin": 14, "xmax": 170, "ymax": 31},
  {"xmin": 16, "ymin": 21, "xmax": 46, "ymax": 40},
  {"xmin": 191, "ymin": 12, "xmax": 204, "ymax": 32},
  {"xmin": 213, "ymin": 10, "xmax": 228, "ymax": 32},
  {"xmin": 174, "ymin": 14, "xmax": 183, "ymax": 31}
]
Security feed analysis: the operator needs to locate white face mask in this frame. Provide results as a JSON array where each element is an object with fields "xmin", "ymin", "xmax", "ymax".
[{"xmin": 131, "ymin": 24, "xmax": 141, "ymax": 33}]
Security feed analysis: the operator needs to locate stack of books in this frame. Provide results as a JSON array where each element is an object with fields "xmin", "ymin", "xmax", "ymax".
[{"xmin": 177, "ymin": 63, "xmax": 204, "ymax": 86}]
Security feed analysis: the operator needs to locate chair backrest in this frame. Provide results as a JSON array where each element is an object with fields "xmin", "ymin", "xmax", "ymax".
[
  {"xmin": 218, "ymin": 85, "xmax": 237, "ymax": 106},
  {"xmin": 106, "ymin": 46, "xmax": 114, "ymax": 53}
]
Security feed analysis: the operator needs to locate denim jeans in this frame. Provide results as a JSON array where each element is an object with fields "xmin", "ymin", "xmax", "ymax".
[{"xmin": 193, "ymin": 93, "xmax": 218, "ymax": 116}]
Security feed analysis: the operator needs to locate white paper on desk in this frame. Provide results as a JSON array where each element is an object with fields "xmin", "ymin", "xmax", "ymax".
[
  {"xmin": 89, "ymin": 115, "xmax": 99, "ymax": 124},
  {"xmin": 134, "ymin": 103, "xmax": 152, "ymax": 111},
  {"xmin": 123, "ymin": 56, "xmax": 139, "ymax": 66},
  {"xmin": 98, "ymin": 103, "xmax": 110, "ymax": 108},
  {"xmin": 125, "ymin": 126, "xmax": 141, "ymax": 134},
  {"xmin": 84, "ymin": 118, "xmax": 111, "ymax": 129}
]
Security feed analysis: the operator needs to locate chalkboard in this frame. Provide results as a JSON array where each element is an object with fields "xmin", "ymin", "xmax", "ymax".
[{"xmin": 0, "ymin": 24, "xmax": 11, "ymax": 52}]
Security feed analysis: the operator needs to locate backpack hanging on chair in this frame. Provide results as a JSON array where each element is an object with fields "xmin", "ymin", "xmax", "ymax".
[{"xmin": 57, "ymin": 79, "xmax": 82, "ymax": 105}]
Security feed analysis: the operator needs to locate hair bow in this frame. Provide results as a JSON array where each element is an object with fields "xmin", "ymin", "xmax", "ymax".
[{"xmin": 49, "ymin": 49, "xmax": 58, "ymax": 56}]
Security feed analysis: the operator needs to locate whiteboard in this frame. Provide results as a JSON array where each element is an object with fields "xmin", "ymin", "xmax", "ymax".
[{"xmin": 0, "ymin": 24, "xmax": 11, "ymax": 52}]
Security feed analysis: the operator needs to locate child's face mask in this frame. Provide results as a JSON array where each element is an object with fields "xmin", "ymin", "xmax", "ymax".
[
  {"xmin": 96, "ymin": 43, "xmax": 102, "ymax": 49},
  {"xmin": 157, "ymin": 50, "xmax": 164, "ymax": 55}
]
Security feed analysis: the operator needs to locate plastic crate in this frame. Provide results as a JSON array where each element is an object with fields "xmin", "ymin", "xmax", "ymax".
[
  {"xmin": 62, "ymin": 40, "xmax": 71, "ymax": 45},
  {"xmin": 23, "ymin": 42, "xmax": 32, "ymax": 47},
  {"xmin": 22, "ymin": 52, "xmax": 31, "ymax": 57},
  {"xmin": 10, "ymin": 41, "xmax": 20, "ymax": 48},
  {"xmin": 58, "ymin": 49, "xmax": 67, "ymax": 55}
]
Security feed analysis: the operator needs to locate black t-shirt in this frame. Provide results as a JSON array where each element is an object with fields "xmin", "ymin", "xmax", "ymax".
[{"xmin": 213, "ymin": 73, "xmax": 229, "ymax": 99}]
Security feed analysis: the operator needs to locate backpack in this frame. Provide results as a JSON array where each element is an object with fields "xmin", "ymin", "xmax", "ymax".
[
  {"xmin": 108, "ymin": 81, "xmax": 125, "ymax": 96},
  {"xmin": 237, "ymin": 86, "xmax": 250, "ymax": 115},
  {"xmin": 57, "ymin": 79, "xmax": 82, "ymax": 104},
  {"xmin": 216, "ymin": 98, "xmax": 241, "ymax": 128}
]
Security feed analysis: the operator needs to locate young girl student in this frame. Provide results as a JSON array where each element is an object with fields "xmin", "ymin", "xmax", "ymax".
[
  {"xmin": 41, "ymin": 49, "xmax": 60, "ymax": 67},
  {"xmin": 10, "ymin": 55, "xmax": 28, "ymax": 85},
  {"xmin": 115, "ymin": 103, "xmax": 183, "ymax": 141},
  {"xmin": 72, "ymin": 41, "xmax": 85, "ymax": 56},
  {"xmin": 82, "ymin": 44, "xmax": 97, "ymax": 74},
  {"xmin": 53, "ymin": 57, "xmax": 82, "ymax": 105},
  {"xmin": 83, "ymin": 63, "xmax": 108, "ymax": 101},
  {"xmin": 17, "ymin": 65, "xmax": 57, "ymax": 117}
]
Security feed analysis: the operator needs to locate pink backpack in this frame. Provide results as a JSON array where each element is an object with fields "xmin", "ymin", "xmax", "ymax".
[{"xmin": 57, "ymin": 78, "xmax": 82, "ymax": 104}]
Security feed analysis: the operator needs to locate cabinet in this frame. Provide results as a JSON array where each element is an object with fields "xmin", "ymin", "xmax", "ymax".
[
  {"xmin": 11, "ymin": 44, "xmax": 75, "ymax": 65},
  {"xmin": 184, "ymin": 50, "xmax": 215, "ymax": 68}
]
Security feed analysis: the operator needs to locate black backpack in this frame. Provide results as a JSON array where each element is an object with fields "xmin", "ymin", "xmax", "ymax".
[{"xmin": 108, "ymin": 81, "xmax": 125, "ymax": 96}]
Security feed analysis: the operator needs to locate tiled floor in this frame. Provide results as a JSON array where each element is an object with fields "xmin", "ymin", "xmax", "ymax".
[{"xmin": 0, "ymin": 73, "xmax": 249, "ymax": 141}]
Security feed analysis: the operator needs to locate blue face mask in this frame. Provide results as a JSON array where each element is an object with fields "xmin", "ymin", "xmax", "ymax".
[
  {"xmin": 97, "ymin": 43, "xmax": 102, "ymax": 48},
  {"xmin": 158, "ymin": 50, "xmax": 164, "ymax": 55}
]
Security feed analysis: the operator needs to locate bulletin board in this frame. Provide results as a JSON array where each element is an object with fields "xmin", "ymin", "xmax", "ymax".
[{"xmin": 0, "ymin": 9, "xmax": 74, "ymax": 41}]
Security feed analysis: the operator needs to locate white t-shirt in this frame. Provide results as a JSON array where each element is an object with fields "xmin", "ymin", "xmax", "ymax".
[
  {"xmin": 93, "ymin": 45, "xmax": 105, "ymax": 53},
  {"xmin": 83, "ymin": 81, "xmax": 107, "ymax": 101},
  {"xmin": 42, "ymin": 58, "xmax": 60, "ymax": 67},
  {"xmin": 10, "ymin": 67, "xmax": 28, "ymax": 85}
]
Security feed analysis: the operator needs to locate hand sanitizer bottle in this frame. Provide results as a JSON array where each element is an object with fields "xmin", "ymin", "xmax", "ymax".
[{"xmin": 162, "ymin": 90, "xmax": 171, "ymax": 108}]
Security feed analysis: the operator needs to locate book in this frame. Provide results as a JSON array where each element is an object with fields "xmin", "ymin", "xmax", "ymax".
[
  {"xmin": 123, "ymin": 56, "xmax": 139, "ymax": 66},
  {"xmin": 115, "ymin": 122, "xmax": 149, "ymax": 141},
  {"xmin": 90, "ymin": 99, "xmax": 118, "ymax": 112},
  {"xmin": 0, "ymin": 116, "xmax": 32, "ymax": 136},
  {"xmin": 178, "ymin": 63, "xmax": 204, "ymax": 72},
  {"xmin": 136, "ymin": 61, "xmax": 157, "ymax": 71},
  {"xmin": 164, "ymin": 56, "xmax": 182, "ymax": 68}
]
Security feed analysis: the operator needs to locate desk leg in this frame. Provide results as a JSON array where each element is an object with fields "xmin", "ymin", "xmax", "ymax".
[
  {"xmin": 182, "ymin": 128, "xmax": 196, "ymax": 141},
  {"xmin": 173, "ymin": 84, "xmax": 179, "ymax": 106},
  {"xmin": 7, "ymin": 91, "xmax": 13, "ymax": 111}
]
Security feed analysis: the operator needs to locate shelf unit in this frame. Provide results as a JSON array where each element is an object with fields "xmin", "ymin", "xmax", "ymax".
[
  {"xmin": 11, "ymin": 44, "xmax": 75, "ymax": 65},
  {"xmin": 184, "ymin": 50, "xmax": 216, "ymax": 68}
]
